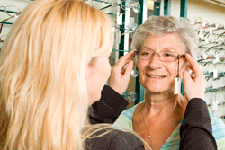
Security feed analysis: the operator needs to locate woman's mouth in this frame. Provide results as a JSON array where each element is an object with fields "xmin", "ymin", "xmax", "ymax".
[{"xmin": 147, "ymin": 74, "xmax": 166, "ymax": 78}]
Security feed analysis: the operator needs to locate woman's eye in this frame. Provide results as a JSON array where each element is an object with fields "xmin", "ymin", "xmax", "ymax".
[
  {"xmin": 141, "ymin": 52, "xmax": 151, "ymax": 56},
  {"xmin": 164, "ymin": 52, "xmax": 174, "ymax": 57}
]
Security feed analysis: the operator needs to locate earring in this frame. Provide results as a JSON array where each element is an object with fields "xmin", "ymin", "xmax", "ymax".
[
  {"xmin": 131, "ymin": 67, "xmax": 138, "ymax": 77},
  {"xmin": 174, "ymin": 77, "xmax": 181, "ymax": 94}
]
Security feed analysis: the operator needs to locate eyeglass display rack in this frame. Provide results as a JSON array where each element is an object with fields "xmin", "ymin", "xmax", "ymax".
[
  {"xmin": 0, "ymin": 7, "xmax": 21, "ymax": 29},
  {"xmin": 191, "ymin": 21, "xmax": 225, "ymax": 120}
]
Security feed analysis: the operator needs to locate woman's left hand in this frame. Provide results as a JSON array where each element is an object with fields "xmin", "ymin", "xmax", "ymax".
[
  {"xmin": 108, "ymin": 50, "xmax": 136, "ymax": 95},
  {"xmin": 183, "ymin": 53, "xmax": 206, "ymax": 101}
]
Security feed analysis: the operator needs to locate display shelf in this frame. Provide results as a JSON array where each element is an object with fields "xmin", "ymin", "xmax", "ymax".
[
  {"xmin": 0, "ymin": 9, "xmax": 20, "ymax": 14},
  {"xmin": 112, "ymin": 49, "xmax": 130, "ymax": 52},
  {"xmin": 106, "ymin": 13, "xmax": 117, "ymax": 16},
  {"xmin": 92, "ymin": 0, "xmax": 140, "ymax": 10},
  {"xmin": 205, "ymin": 86, "xmax": 225, "ymax": 93},
  {"xmin": 0, "ymin": 22, "xmax": 13, "ymax": 25},
  {"xmin": 207, "ymin": 100, "xmax": 225, "ymax": 106},
  {"xmin": 198, "ymin": 62, "xmax": 225, "ymax": 66},
  {"xmin": 199, "ymin": 46, "xmax": 225, "ymax": 49},
  {"xmin": 199, "ymin": 47, "xmax": 225, "ymax": 54},
  {"xmin": 204, "ymin": 72, "xmax": 225, "ymax": 81}
]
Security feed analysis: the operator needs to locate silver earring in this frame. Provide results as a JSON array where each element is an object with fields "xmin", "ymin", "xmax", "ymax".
[
  {"xmin": 174, "ymin": 77, "xmax": 181, "ymax": 94},
  {"xmin": 131, "ymin": 69, "xmax": 138, "ymax": 77}
]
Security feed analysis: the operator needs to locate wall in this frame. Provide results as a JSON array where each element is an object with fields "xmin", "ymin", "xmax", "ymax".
[{"xmin": 188, "ymin": 0, "xmax": 225, "ymax": 25}]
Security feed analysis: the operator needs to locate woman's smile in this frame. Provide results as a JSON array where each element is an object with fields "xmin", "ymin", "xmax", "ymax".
[{"xmin": 146, "ymin": 74, "xmax": 167, "ymax": 82}]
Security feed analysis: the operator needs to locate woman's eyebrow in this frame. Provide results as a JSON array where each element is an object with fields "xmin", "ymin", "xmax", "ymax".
[{"xmin": 140, "ymin": 47, "xmax": 154, "ymax": 51}]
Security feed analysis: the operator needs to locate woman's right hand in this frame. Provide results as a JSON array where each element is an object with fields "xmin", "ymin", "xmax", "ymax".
[
  {"xmin": 108, "ymin": 50, "xmax": 136, "ymax": 95},
  {"xmin": 183, "ymin": 53, "xmax": 206, "ymax": 101}
]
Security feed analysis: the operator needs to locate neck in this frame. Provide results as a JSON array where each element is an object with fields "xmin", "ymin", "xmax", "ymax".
[{"xmin": 143, "ymin": 91, "xmax": 185, "ymax": 118}]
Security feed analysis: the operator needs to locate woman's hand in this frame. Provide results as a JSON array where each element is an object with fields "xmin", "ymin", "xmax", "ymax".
[
  {"xmin": 183, "ymin": 53, "xmax": 206, "ymax": 101},
  {"xmin": 108, "ymin": 50, "xmax": 136, "ymax": 95}
]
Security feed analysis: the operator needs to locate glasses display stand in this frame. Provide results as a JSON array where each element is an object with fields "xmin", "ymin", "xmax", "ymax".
[{"xmin": 190, "ymin": 17, "xmax": 225, "ymax": 122}]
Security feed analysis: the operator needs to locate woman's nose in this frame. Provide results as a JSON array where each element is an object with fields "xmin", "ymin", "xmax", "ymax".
[{"xmin": 147, "ymin": 53, "xmax": 163, "ymax": 69}]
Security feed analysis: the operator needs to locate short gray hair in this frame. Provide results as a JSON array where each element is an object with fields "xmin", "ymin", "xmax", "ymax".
[{"xmin": 131, "ymin": 16, "xmax": 199, "ymax": 60}]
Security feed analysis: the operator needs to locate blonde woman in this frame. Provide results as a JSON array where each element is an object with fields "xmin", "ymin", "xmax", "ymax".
[{"xmin": 0, "ymin": 0, "xmax": 217, "ymax": 149}]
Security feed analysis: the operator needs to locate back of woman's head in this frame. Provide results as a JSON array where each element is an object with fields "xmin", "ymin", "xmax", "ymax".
[
  {"xmin": 131, "ymin": 15, "xmax": 199, "ymax": 60},
  {"xmin": 0, "ymin": 0, "xmax": 112, "ymax": 149}
]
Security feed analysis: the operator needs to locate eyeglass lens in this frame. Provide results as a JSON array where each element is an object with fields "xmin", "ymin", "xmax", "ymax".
[
  {"xmin": 4, "ymin": 5, "xmax": 21, "ymax": 17},
  {"xmin": 138, "ymin": 50, "xmax": 178, "ymax": 62}
]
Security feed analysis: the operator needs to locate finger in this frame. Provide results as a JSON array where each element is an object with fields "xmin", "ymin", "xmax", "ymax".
[
  {"xmin": 191, "ymin": 75, "xmax": 195, "ymax": 80},
  {"xmin": 116, "ymin": 49, "xmax": 137, "ymax": 69},
  {"xmin": 121, "ymin": 68, "xmax": 125, "ymax": 75},
  {"xmin": 124, "ymin": 61, "xmax": 134, "ymax": 77},
  {"xmin": 185, "ymin": 53, "xmax": 203, "ymax": 77}
]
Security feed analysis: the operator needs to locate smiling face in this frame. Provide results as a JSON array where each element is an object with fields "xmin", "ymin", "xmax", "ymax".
[{"xmin": 138, "ymin": 33, "xmax": 186, "ymax": 93}]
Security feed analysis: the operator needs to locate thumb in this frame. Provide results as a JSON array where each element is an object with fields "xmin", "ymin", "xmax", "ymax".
[{"xmin": 124, "ymin": 61, "xmax": 134, "ymax": 77}]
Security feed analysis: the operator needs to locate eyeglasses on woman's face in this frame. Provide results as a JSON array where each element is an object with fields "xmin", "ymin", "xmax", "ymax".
[{"xmin": 135, "ymin": 49, "xmax": 185, "ymax": 62}]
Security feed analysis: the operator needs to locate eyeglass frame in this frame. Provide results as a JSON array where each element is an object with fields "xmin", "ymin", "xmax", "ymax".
[
  {"xmin": 134, "ymin": 49, "xmax": 185, "ymax": 62},
  {"xmin": 0, "ymin": 5, "xmax": 21, "ymax": 34}
]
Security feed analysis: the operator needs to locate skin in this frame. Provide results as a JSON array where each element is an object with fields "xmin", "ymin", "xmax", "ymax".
[
  {"xmin": 132, "ymin": 33, "xmax": 202, "ymax": 150},
  {"xmin": 109, "ymin": 49, "xmax": 136, "ymax": 94},
  {"xmin": 86, "ymin": 46, "xmax": 135, "ymax": 105},
  {"xmin": 138, "ymin": 33, "xmax": 186, "ymax": 96},
  {"xmin": 86, "ymin": 45, "xmax": 112, "ymax": 105}
]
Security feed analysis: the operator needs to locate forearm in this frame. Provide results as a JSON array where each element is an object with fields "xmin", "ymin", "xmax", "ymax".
[
  {"xmin": 179, "ymin": 98, "xmax": 217, "ymax": 150},
  {"xmin": 88, "ymin": 85, "xmax": 129, "ymax": 124}
]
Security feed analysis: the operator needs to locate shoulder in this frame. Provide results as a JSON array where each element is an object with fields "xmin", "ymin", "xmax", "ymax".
[
  {"xmin": 112, "ymin": 103, "xmax": 139, "ymax": 130},
  {"xmin": 85, "ymin": 128, "xmax": 145, "ymax": 150},
  {"xmin": 210, "ymin": 113, "xmax": 225, "ymax": 130},
  {"xmin": 121, "ymin": 104, "xmax": 139, "ymax": 119},
  {"xmin": 210, "ymin": 113, "xmax": 225, "ymax": 149}
]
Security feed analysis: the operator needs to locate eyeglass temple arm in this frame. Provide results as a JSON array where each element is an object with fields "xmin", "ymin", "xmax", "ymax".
[
  {"xmin": 133, "ymin": 50, "xmax": 139, "ymax": 57},
  {"xmin": 100, "ymin": 4, "xmax": 112, "ymax": 11},
  {"xmin": 0, "ymin": 16, "xmax": 14, "ymax": 34}
]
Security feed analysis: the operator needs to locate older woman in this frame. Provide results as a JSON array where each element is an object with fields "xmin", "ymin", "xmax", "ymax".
[{"xmin": 113, "ymin": 16, "xmax": 225, "ymax": 150}]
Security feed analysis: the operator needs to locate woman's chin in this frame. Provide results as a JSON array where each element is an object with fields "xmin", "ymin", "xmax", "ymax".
[{"xmin": 145, "ymin": 86, "xmax": 174, "ymax": 94}]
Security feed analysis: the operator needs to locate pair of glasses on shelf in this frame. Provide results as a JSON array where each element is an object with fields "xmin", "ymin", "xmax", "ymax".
[
  {"xmin": 0, "ymin": 5, "xmax": 21, "ymax": 34},
  {"xmin": 99, "ymin": 1, "xmax": 140, "ymax": 13},
  {"xmin": 189, "ymin": 17, "xmax": 225, "ymax": 34},
  {"xmin": 199, "ymin": 38, "xmax": 225, "ymax": 47}
]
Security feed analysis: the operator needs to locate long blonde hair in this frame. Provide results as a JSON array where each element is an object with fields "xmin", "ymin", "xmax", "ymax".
[{"xmin": 0, "ymin": 0, "xmax": 112, "ymax": 149}]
